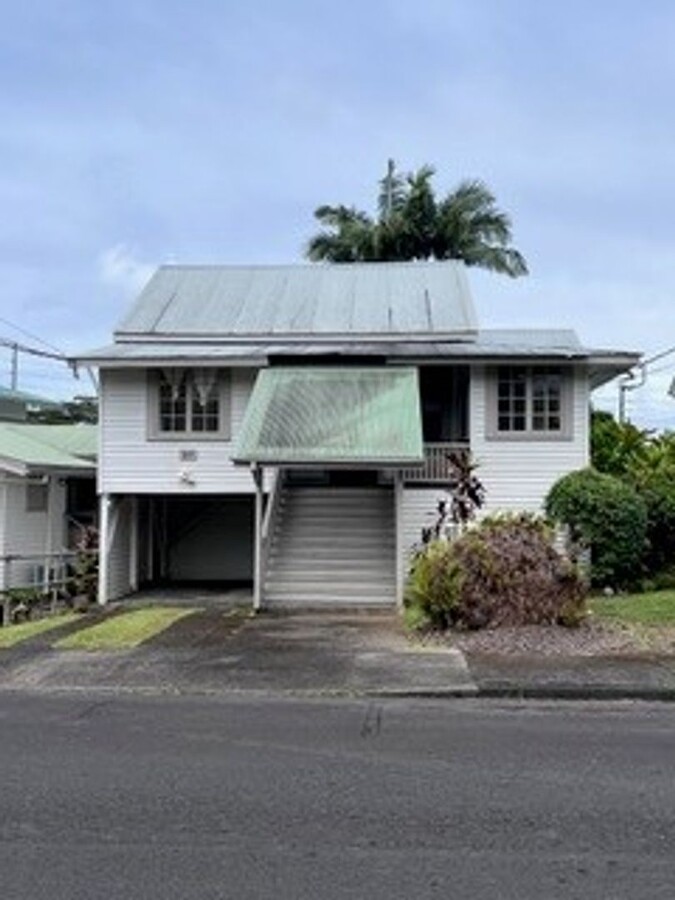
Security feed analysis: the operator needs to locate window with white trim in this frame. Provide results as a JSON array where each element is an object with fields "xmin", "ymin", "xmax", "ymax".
[
  {"xmin": 149, "ymin": 368, "xmax": 231, "ymax": 439},
  {"xmin": 489, "ymin": 365, "xmax": 572, "ymax": 439}
]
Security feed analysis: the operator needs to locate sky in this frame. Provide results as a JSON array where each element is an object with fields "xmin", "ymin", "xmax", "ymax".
[{"xmin": 1, "ymin": 0, "xmax": 674, "ymax": 427}]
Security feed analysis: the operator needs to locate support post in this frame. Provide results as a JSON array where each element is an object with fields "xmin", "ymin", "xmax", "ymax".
[
  {"xmin": 43, "ymin": 476, "xmax": 55, "ymax": 596},
  {"xmin": 252, "ymin": 466, "xmax": 263, "ymax": 612},
  {"xmin": 394, "ymin": 471, "xmax": 404, "ymax": 609},
  {"xmin": 98, "ymin": 493, "xmax": 109, "ymax": 605},
  {"xmin": 129, "ymin": 496, "xmax": 139, "ymax": 593}
]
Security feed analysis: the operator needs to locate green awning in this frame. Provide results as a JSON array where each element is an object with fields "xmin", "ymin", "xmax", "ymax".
[{"xmin": 233, "ymin": 367, "xmax": 423, "ymax": 467}]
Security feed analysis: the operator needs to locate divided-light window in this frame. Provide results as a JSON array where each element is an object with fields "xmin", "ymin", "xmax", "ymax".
[
  {"xmin": 493, "ymin": 366, "xmax": 570, "ymax": 438},
  {"xmin": 150, "ymin": 368, "xmax": 230, "ymax": 439}
]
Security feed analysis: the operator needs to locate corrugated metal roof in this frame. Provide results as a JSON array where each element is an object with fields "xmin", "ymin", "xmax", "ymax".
[
  {"xmin": 76, "ymin": 328, "xmax": 639, "ymax": 365},
  {"xmin": 115, "ymin": 262, "xmax": 478, "ymax": 341},
  {"xmin": 0, "ymin": 424, "xmax": 97, "ymax": 473},
  {"xmin": 233, "ymin": 367, "xmax": 423, "ymax": 466}
]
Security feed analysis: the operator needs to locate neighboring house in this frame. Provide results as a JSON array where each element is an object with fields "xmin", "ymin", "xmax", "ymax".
[
  {"xmin": 0, "ymin": 423, "xmax": 97, "ymax": 591},
  {"xmin": 0, "ymin": 386, "xmax": 60, "ymax": 422},
  {"xmin": 76, "ymin": 261, "xmax": 639, "ymax": 608}
]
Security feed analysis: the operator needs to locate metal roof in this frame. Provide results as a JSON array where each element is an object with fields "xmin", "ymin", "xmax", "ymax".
[
  {"xmin": 76, "ymin": 328, "xmax": 639, "ymax": 367},
  {"xmin": 0, "ymin": 424, "xmax": 97, "ymax": 475},
  {"xmin": 115, "ymin": 262, "xmax": 478, "ymax": 342},
  {"xmin": 233, "ymin": 367, "xmax": 423, "ymax": 466}
]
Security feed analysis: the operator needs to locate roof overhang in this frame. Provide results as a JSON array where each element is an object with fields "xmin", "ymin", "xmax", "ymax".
[
  {"xmin": 586, "ymin": 352, "xmax": 643, "ymax": 389},
  {"xmin": 233, "ymin": 366, "xmax": 424, "ymax": 467}
]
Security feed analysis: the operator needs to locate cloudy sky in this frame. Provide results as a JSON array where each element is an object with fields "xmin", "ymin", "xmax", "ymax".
[{"xmin": 1, "ymin": 0, "xmax": 674, "ymax": 426}]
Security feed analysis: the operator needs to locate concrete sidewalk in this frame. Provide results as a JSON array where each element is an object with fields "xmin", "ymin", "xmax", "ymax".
[{"xmin": 2, "ymin": 607, "xmax": 675, "ymax": 701}]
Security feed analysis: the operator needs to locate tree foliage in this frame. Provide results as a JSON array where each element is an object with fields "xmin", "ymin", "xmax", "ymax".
[
  {"xmin": 545, "ymin": 468, "xmax": 648, "ymax": 589},
  {"xmin": 306, "ymin": 160, "xmax": 528, "ymax": 277}
]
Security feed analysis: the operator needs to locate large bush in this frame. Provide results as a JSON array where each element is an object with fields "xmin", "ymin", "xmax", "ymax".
[
  {"xmin": 545, "ymin": 468, "xmax": 647, "ymax": 588},
  {"xmin": 639, "ymin": 473, "xmax": 675, "ymax": 576},
  {"xmin": 406, "ymin": 514, "xmax": 586, "ymax": 630}
]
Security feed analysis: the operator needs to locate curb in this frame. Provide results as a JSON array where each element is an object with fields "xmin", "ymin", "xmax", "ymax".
[{"xmin": 475, "ymin": 683, "xmax": 675, "ymax": 702}]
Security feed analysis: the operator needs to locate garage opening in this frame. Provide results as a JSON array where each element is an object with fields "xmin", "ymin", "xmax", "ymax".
[{"xmin": 139, "ymin": 495, "xmax": 254, "ymax": 588}]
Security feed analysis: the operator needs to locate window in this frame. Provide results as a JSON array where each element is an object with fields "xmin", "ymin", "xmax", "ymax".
[
  {"xmin": 149, "ymin": 368, "xmax": 231, "ymax": 439},
  {"xmin": 26, "ymin": 482, "xmax": 48, "ymax": 512},
  {"xmin": 489, "ymin": 366, "xmax": 572, "ymax": 439}
]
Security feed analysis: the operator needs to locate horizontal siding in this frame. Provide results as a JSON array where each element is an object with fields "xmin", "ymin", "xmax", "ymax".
[
  {"xmin": 99, "ymin": 367, "xmax": 259, "ymax": 495},
  {"xmin": 1, "ymin": 478, "xmax": 66, "ymax": 589},
  {"xmin": 470, "ymin": 365, "xmax": 589, "ymax": 514},
  {"xmin": 401, "ymin": 487, "xmax": 446, "ymax": 562},
  {"xmin": 107, "ymin": 496, "xmax": 132, "ymax": 601}
]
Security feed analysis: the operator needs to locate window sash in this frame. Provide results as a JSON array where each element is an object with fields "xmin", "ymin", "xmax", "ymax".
[
  {"xmin": 490, "ymin": 366, "xmax": 571, "ymax": 439},
  {"xmin": 150, "ymin": 369, "xmax": 230, "ymax": 440}
]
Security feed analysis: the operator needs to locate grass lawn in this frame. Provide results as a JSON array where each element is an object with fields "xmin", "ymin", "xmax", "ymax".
[
  {"xmin": 0, "ymin": 612, "xmax": 81, "ymax": 648},
  {"xmin": 55, "ymin": 607, "xmax": 200, "ymax": 651},
  {"xmin": 590, "ymin": 590, "xmax": 675, "ymax": 627}
]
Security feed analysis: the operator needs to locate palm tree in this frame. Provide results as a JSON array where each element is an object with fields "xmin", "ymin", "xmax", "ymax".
[{"xmin": 306, "ymin": 160, "xmax": 528, "ymax": 277}]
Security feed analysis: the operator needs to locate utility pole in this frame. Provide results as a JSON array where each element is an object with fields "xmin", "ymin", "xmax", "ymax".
[
  {"xmin": 384, "ymin": 158, "xmax": 395, "ymax": 222},
  {"xmin": 10, "ymin": 342, "xmax": 18, "ymax": 390}
]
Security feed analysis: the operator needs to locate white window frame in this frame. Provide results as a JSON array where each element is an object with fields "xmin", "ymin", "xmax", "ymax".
[
  {"xmin": 147, "ymin": 368, "xmax": 231, "ymax": 441},
  {"xmin": 486, "ymin": 365, "xmax": 574, "ymax": 441}
]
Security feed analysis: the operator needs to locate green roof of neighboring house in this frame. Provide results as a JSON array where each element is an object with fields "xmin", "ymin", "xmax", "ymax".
[
  {"xmin": 0, "ymin": 423, "xmax": 97, "ymax": 475},
  {"xmin": 234, "ymin": 367, "xmax": 423, "ymax": 466}
]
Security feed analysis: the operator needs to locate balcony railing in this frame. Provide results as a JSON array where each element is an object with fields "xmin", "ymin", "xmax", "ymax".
[{"xmin": 401, "ymin": 442, "xmax": 470, "ymax": 484}]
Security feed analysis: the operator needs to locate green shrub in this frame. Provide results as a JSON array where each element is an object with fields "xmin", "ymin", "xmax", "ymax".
[
  {"xmin": 545, "ymin": 468, "xmax": 647, "ymax": 588},
  {"xmin": 639, "ymin": 473, "xmax": 675, "ymax": 576},
  {"xmin": 405, "ymin": 514, "xmax": 586, "ymax": 630},
  {"xmin": 405, "ymin": 540, "xmax": 463, "ymax": 630}
]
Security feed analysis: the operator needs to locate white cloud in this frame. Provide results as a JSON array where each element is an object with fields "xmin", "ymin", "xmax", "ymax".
[{"xmin": 98, "ymin": 244, "xmax": 154, "ymax": 296}]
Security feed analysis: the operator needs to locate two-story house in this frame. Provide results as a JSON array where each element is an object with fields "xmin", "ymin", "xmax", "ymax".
[{"xmin": 76, "ymin": 261, "xmax": 638, "ymax": 608}]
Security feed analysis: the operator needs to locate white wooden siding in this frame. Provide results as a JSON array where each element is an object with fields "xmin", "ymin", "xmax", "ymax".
[
  {"xmin": 469, "ymin": 364, "xmax": 589, "ymax": 514},
  {"xmin": 99, "ymin": 368, "xmax": 259, "ymax": 495},
  {"xmin": 106, "ymin": 496, "xmax": 133, "ymax": 601},
  {"xmin": 0, "ymin": 477, "xmax": 66, "ymax": 588}
]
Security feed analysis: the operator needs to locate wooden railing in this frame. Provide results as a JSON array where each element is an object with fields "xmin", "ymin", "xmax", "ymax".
[{"xmin": 401, "ymin": 442, "xmax": 470, "ymax": 483}]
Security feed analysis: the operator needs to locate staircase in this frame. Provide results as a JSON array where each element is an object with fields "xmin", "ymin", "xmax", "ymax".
[{"xmin": 263, "ymin": 486, "xmax": 396, "ymax": 607}]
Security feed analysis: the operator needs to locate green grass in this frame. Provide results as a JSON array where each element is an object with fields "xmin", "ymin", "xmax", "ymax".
[
  {"xmin": 0, "ymin": 612, "xmax": 80, "ymax": 648},
  {"xmin": 55, "ymin": 607, "xmax": 199, "ymax": 651},
  {"xmin": 590, "ymin": 590, "xmax": 675, "ymax": 627}
]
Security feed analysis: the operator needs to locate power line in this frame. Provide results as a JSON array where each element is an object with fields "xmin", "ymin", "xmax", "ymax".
[{"xmin": 0, "ymin": 316, "xmax": 64, "ymax": 355}]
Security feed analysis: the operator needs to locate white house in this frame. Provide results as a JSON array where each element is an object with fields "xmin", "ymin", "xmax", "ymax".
[
  {"xmin": 76, "ymin": 261, "xmax": 638, "ymax": 608},
  {"xmin": 0, "ymin": 422, "xmax": 97, "ymax": 593}
]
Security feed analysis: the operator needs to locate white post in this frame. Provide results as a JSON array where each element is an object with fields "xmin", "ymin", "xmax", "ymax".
[
  {"xmin": 43, "ymin": 476, "xmax": 54, "ymax": 595},
  {"xmin": 394, "ymin": 472, "xmax": 404, "ymax": 609},
  {"xmin": 129, "ymin": 496, "xmax": 139, "ymax": 593},
  {"xmin": 253, "ymin": 466, "xmax": 263, "ymax": 612},
  {"xmin": 98, "ymin": 493, "xmax": 109, "ymax": 605}
]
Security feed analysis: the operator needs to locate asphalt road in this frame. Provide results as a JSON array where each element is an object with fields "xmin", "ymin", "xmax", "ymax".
[{"xmin": 1, "ymin": 693, "xmax": 674, "ymax": 899}]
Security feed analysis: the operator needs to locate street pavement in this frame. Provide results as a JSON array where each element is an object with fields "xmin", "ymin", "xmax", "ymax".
[{"xmin": 1, "ymin": 691, "xmax": 674, "ymax": 899}]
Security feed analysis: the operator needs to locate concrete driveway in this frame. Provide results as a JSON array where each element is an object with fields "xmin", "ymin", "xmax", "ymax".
[{"xmin": 0, "ymin": 607, "xmax": 476, "ymax": 697}]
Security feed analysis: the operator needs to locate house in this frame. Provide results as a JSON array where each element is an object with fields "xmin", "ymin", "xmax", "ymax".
[
  {"xmin": 76, "ymin": 261, "xmax": 639, "ymax": 608},
  {"xmin": 0, "ymin": 422, "xmax": 97, "ymax": 592},
  {"xmin": 0, "ymin": 386, "xmax": 60, "ymax": 422}
]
